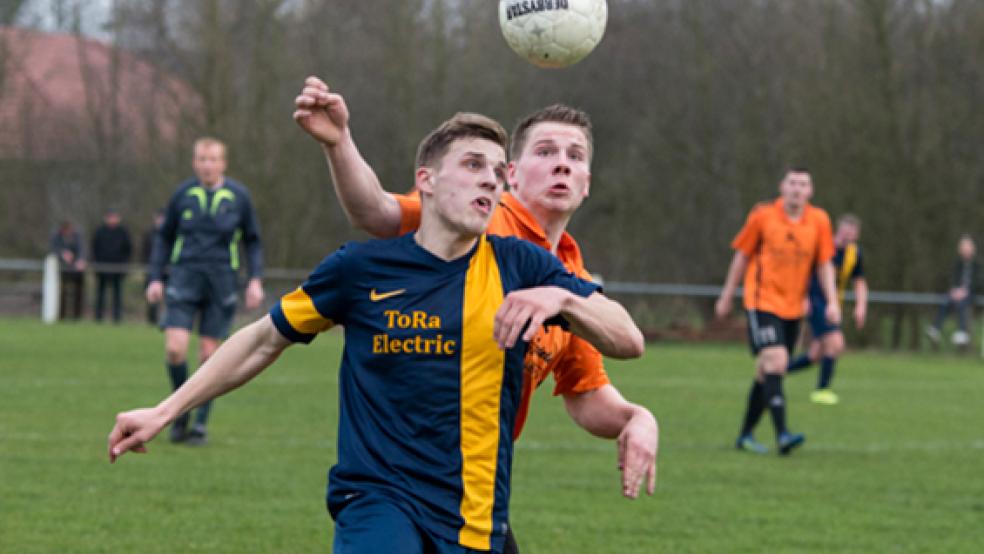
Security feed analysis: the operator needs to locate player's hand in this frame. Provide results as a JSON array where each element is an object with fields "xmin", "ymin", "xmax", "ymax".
[
  {"xmin": 245, "ymin": 278, "xmax": 265, "ymax": 310},
  {"xmin": 714, "ymin": 296, "xmax": 732, "ymax": 320},
  {"xmin": 493, "ymin": 286, "xmax": 571, "ymax": 349},
  {"xmin": 146, "ymin": 280, "xmax": 163, "ymax": 303},
  {"xmin": 825, "ymin": 302, "xmax": 841, "ymax": 325},
  {"xmin": 108, "ymin": 407, "xmax": 169, "ymax": 463},
  {"xmin": 951, "ymin": 287, "xmax": 968, "ymax": 301},
  {"xmin": 854, "ymin": 303, "xmax": 867, "ymax": 328},
  {"xmin": 618, "ymin": 410, "xmax": 658, "ymax": 499},
  {"xmin": 293, "ymin": 76, "xmax": 350, "ymax": 147}
]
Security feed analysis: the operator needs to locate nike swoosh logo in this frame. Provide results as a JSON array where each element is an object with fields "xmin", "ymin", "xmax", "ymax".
[{"xmin": 370, "ymin": 288, "xmax": 406, "ymax": 302}]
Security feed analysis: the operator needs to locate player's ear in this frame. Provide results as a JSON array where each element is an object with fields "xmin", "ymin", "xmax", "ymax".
[
  {"xmin": 506, "ymin": 161, "xmax": 519, "ymax": 192},
  {"xmin": 583, "ymin": 171, "xmax": 591, "ymax": 198},
  {"xmin": 415, "ymin": 167, "xmax": 435, "ymax": 194}
]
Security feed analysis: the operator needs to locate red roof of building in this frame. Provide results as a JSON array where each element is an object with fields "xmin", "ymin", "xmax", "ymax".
[{"xmin": 0, "ymin": 26, "xmax": 199, "ymax": 161}]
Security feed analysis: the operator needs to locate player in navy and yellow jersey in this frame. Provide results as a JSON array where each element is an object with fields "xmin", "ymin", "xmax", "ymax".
[
  {"xmin": 146, "ymin": 137, "xmax": 265, "ymax": 446},
  {"xmin": 108, "ymin": 113, "xmax": 643, "ymax": 554},
  {"xmin": 291, "ymin": 77, "xmax": 659, "ymax": 517},
  {"xmin": 787, "ymin": 214, "xmax": 868, "ymax": 405},
  {"xmin": 716, "ymin": 168, "xmax": 839, "ymax": 455}
]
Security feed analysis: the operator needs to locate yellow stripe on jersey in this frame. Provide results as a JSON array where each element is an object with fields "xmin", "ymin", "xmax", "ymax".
[
  {"xmin": 280, "ymin": 287, "xmax": 335, "ymax": 335},
  {"xmin": 458, "ymin": 236, "xmax": 505, "ymax": 551},
  {"xmin": 837, "ymin": 243, "xmax": 858, "ymax": 303}
]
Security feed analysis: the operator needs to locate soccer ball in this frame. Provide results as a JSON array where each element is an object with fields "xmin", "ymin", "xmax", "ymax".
[{"xmin": 498, "ymin": 0, "xmax": 608, "ymax": 69}]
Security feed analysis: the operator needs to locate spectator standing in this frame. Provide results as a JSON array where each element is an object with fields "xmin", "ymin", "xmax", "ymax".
[
  {"xmin": 926, "ymin": 235, "xmax": 980, "ymax": 348},
  {"xmin": 49, "ymin": 221, "xmax": 87, "ymax": 320},
  {"xmin": 92, "ymin": 209, "xmax": 132, "ymax": 323}
]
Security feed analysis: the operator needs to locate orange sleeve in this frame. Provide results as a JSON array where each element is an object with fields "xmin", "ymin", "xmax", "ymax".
[
  {"xmin": 731, "ymin": 207, "xmax": 762, "ymax": 257},
  {"xmin": 394, "ymin": 190, "xmax": 422, "ymax": 235},
  {"xmin": 551, "ymin": 335, "xmax": 610, "ymax": 396},
  {"xmin": 816, "ymin": 210, "xmax": 835, "ymax": 264}
]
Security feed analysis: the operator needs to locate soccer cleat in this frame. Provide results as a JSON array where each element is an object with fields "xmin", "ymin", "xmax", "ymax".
[
  {"xmin": 777, "ymin": 432, "xmax": 806, "ymax": 456},
  {"xmin": 185, "ymin": 425, "xmax": 208, "ymax": 447},
  {"xmin": 951, "ymin": 330, "xmax": 970, "ymax": 346},
  {"xmin": 925, "ymin": 325, "xmax": 942, "ymax": 344},
  {"xmin": 735, "ymin": 434, "xmax": 768, "ymax": 454},
  {"xmin": 810, "ymin": 389, "xmax": 839, "ymax": 405}
]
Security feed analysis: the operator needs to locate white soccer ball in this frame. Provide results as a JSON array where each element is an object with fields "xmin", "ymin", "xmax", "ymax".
[{"xmin": 498, "ymin": 0, "xmax": 608, "ymax": 69}]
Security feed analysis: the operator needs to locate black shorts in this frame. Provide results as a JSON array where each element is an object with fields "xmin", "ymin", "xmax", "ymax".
[
  {"xmin": 163, "ymin": 266, "xmax": 239, "ymax": 339},
  {"xmin": 746, "ymin": 310, "xmax": 800, "ymax": 355}
]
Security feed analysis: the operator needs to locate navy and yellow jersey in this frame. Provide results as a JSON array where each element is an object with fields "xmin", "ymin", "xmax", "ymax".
[
  {"xmin": 149, "ymin": 178, "xmax": 263, "ymax": 280},
  {"xmin": 809, "ymin": 243, "xmax": 864, "ymax": 308},
  {"xmin": 269, "ymin": 233, "xmax": 600, "ymax": 552}
]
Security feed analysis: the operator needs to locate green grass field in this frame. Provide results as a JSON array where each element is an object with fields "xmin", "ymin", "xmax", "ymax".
[{"xmin": 2, "ymin": 318, "xmax": 982, "ymax": 553}]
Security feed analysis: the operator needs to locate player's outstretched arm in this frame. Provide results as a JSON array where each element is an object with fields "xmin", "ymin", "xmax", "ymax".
[
  {"xmin": 293, "ymin": 76, "xmax": 403, "ymax": 238},
  {"xmin": 563, "ymin": 385, "xmax": 658, "ymax": 499},
  {"xmin": 494, "ymin": 288, "xmax": 644, "ymax": 359},
  {"xmin": 107, "ymin": 315, "xmax": 290, "ymax": 462},
  {"xmin": 715, "ymin": 251, "xmax": 748, "ymax": 319}
]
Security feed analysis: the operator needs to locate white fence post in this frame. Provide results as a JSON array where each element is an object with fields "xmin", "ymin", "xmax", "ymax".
[{"xmin": 41, "ymin": 254, "xmax": 60, "ymax": 324}]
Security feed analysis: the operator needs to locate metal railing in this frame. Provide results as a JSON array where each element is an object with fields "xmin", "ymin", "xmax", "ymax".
[{"xmin": 2, "ymin": 256, "xmax": 980, "ymax": 354}]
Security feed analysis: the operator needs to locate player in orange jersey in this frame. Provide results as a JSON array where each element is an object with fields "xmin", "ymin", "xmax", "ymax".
[
  {"xmin": 291, "ymin": 77, "xmax": 658, "ymax": 506},
  {"xmin": 715, "ymin": 168, "xmax": 840, "ymax": 455}
]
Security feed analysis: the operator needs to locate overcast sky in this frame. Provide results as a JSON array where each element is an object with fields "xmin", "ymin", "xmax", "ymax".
[{"xmin": 17, "ymin": 0, "xmax": 112, "ymax": 39}]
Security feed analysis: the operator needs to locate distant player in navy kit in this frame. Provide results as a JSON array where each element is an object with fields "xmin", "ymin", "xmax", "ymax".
[
  {"xmin": 786, "ymin": 214, "xmax": 868, "ymax": 405},
  {"xmin": 146, "ymin": 138, "xmax": 265, "ymax": 446},
  {"xmin": 109, "ymin": 114, "xmax": 643, "ymax": 553}
]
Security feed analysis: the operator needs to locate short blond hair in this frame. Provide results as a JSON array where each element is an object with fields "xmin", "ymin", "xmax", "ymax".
[
  {"xmin": 510, "ymin": 104, "xmax": 593, "ymax": 161},
  {"xmin": 193, "ymin": 137, "xmax": 227, "ymax": 158}
]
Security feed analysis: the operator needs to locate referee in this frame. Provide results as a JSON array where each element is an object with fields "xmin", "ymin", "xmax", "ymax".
[{"xmin": 147, "ymin": 137, "xmax": 264, "ymax": 446}]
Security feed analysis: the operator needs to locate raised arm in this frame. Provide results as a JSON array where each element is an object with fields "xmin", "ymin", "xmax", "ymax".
[
  {"xmin": 107, "ymin": 315, "xmax": 290, "ymax": 462},
  {"xmin": 494, "ymin": 288, "xmax": 644, "ymax": 359},
  {"xmin": 293, "ymin": 76, "xmax": 403, "ymax": 238},
  {"xmin": 561, "ymin": 291, "xmax": 645, "ymax": 358}
]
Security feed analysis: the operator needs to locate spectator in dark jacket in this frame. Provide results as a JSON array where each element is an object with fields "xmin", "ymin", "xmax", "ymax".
[
  {"xmin": 926, "ymin": 234, "xmax": 980, "ymax": 347},
  {"xmin": 49, "ymin": 220, "xmax": 87, "ymax": 320},
  {"xmin": 91, "ymin": 209, "xmax": 132, "ymax": 323}
]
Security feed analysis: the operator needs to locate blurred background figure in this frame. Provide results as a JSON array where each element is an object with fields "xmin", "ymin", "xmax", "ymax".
[
  {"xmin": 49, "ymin": 220, "xmax": 87, "ymax": 321},
  {"xmin": 91, "ymin": 208, "xmax": 132, "ymax": 323},
  {"xmin": 147, "ymin": 138, "xmax": 265, "ymax": 446},
  {"xmin": 926, "ymin": 234, "xmax": 980, "ymax": 348},
  {"xmin": 142, "ymin": 209, "xmax": 167, "ymax": 325}
]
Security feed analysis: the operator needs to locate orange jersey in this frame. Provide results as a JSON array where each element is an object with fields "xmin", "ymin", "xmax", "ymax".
[
  {"xmin": 732, "ymin": 198, "xmax": 834, "ymax": 319},
  {"xmin": 395, "ymin": 191, "xmax": 610, "ymax": 439}
]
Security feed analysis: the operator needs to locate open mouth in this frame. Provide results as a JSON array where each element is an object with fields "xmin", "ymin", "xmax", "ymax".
[
  {"xmin": 472, "ymin": 197, "xmax": 493, "ymax": 215},
  {"xmin": 547, "ymin": 183, "xmax": 571, "ymax": 196}
]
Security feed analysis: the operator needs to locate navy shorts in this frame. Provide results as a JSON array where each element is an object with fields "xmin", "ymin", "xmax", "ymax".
[
  {"xmin": 163, "ymin": 266, "xmax": 239, "ymax": 339},
  {"xmin": 332, "ymin": 493, "xmax": 500, "ymax": 554},
  {"xmin": 746, "ymin": 310, "xmax": 800, "ymax": 355},
  {"xmin": 807, "ymin": 298, "xmax": 840, "ymax": 338}
]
